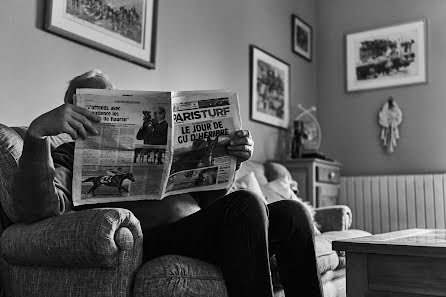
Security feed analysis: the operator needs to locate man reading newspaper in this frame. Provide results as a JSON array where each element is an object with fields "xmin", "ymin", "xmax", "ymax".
[{"xmin": 14, "ymin": 70, "xmax": 323, "ymax": 297}]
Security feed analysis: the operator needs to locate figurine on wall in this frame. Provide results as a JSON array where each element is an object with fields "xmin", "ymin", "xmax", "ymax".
[{"xmin": 378, "ymin": 96, "xmax": 403, "ymax": 153}]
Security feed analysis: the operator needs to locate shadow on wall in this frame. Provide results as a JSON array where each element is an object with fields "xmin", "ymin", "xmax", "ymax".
[{"xmin": 35, "ymin": 0, "xmax": 46, "ymax": 29}]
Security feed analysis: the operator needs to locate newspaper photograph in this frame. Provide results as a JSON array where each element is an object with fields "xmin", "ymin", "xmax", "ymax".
[
  {"xmin": 71, "ymin": 89, "xmax": 241, "ymax": 206},
  {"xmin": 165, "ymin": 91, "xmax": 241, "ymax": 196}
]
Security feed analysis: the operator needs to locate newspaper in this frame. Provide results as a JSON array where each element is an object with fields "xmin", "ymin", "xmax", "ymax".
[{"xmin": 72, "ymin": 89, "xmax": 241, "ymax": 206}]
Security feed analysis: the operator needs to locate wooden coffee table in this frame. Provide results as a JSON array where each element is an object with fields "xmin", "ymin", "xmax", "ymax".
[{"xmin": 333, "ymin": 229, "xmax": 446, "ymax": 297}]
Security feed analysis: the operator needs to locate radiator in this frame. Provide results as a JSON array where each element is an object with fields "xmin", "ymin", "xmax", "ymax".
[{"xmin": 340, "ymin": 174, "xmax": 446, "ymax": 234}]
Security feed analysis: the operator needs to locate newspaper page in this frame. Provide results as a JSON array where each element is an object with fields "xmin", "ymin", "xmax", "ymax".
[
  {"xmin": 164, "ymin": 90, "xmax": 241, "ymax": 196},
  {"xmin": 72, "ymin": 89, "xmax": 173, "ymax": 206}
]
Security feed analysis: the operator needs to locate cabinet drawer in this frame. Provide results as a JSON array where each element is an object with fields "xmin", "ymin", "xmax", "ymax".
[
  {"xmin": 316, "ymin": 166, "xmax": 340, "ymax": 184},
  {"xmin": 316, "ymin": 185, "xmax": 339, "ymax": 207}
]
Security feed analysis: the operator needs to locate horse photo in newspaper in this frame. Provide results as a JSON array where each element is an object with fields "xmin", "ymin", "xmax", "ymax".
[
  {"xmin": 170, "ymin": 135, "xmax": 229, "ymax": 174},
  {"xmin": 82, "ymin": 171, "xmax": 135, "ymax": 196}
]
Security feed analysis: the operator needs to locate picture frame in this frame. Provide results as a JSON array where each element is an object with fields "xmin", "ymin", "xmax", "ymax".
[
  {"xmin": 45, "ymin": 0, "xmax": 158, "ymax": 69},
  {"xmin": 346, "ymin": 19, "xmax": 427, "ymax": 92},
  {"xmin": 292, "ymin": 14, "xmax": 312, "ymax": 61},
  {"xmin": 250, "ymin": 45, "xmax": 290, "ymax": 129}
]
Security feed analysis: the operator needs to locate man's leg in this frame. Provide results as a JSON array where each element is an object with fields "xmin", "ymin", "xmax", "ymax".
[
  {"xmin": 142, "ymin": 190, "xmax": 274, "ymax": 297},
  {"xmin": 268, "ymin": 200, "xmax": 323, "ymax": 297}
]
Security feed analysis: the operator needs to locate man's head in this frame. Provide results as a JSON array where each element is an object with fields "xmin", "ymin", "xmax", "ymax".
[
  {"xmin": 154, "ymin": 106, "xmax": 166, "ymax": 122},
  {"xmin": 64, "ymin": 69, "xmax": 114, "ymax": 104}
]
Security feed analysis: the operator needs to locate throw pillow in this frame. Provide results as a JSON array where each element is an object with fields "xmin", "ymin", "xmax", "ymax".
[
  {"xmin": 232, "ymin": 172, "xmax": 267, "ymax": 204},
  {"xmin": 260, "ymin": 177, "xmax": 321, "ymax": 235}
]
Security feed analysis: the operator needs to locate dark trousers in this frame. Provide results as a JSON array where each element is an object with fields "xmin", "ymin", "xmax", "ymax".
[{"xmin": 142, "ymin": 190, "xmax": 323, "ymax": 297}]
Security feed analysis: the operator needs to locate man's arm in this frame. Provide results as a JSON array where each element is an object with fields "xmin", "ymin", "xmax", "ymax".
[
  {"xmin": 136, "ymin": 125, "xmax": 152, "ymax": 140},
  {"xmin": 192, "ymin": 130, "xmax": 254, "ymax": 208},
  {"xmin": 13, "ymin": 103, "xmax": 100, "ymax": 223},
  {"xmin": 14, "ymin": 134, "xmax": 74, "ymax": 223}
]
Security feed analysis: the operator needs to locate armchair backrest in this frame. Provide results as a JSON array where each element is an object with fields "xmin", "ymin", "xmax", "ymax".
[{"xmin": 0, "ymin": 124, "xmax": 25, "ymax": 231}]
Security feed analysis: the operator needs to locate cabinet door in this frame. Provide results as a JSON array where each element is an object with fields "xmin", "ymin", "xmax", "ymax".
[{"xmin": 316, "ymin": 185, "xmax": 339, "ymax": 207}]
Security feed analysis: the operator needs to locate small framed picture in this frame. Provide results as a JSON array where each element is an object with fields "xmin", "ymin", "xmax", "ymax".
[
  {"xmin": 346, "ymin": 19, "xmax": 427, "ymax": 92},
  {"xmin": 250, "ymin": 45, "xmax": 290, "ymax": 129},
  {"xmin": 45, "ymin": 0, "xmax": 158, "ymax": 69},
  {"xmin": 292, "ymin": 14, "xmax": 312, "ymax": 61}
]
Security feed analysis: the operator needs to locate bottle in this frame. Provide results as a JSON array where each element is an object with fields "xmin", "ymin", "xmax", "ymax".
[{"xmin": 291, "ymin": 120, "xmax": 304, "ymax": 159}]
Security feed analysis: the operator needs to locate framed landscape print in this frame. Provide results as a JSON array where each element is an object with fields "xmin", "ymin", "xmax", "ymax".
[
  {"xmin": 292, "ymin": 14, "xmax": 312, "ymax": 61},
  {"xmin": 45, "ymin": 0, "xmax": 158, "ymax": 69},
  {"xmin": 250, "ymin": 45, "xmax": 290, "ymax": 129},
  {"xmin": 346, "ymin": 19, "xmax": 427, "ymax": 92}
]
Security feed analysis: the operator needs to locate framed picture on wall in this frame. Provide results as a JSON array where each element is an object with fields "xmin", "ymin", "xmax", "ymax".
[
  {"xmin": 45, "ymin": 0, "xmax": 158, "ymax": 69},
  {"xmin": 292, "ymin": 14, "xmax": 312, "ymax": 61},
  {"xmin": 346, "ymin": 19, "xmax": 427, "ymax": 92},
  {"xmin": 250, "ymin": 45, "xmax": 290, "ymax": 129}
]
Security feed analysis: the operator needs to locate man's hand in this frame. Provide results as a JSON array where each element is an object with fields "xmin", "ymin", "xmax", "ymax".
[
  {"xmin": 28, "ymin": 104, "xmax": 101, "ymax": 140},
  {"xmin": 227, "ymin": 130, "xmax": 254, "ymax": 163}
]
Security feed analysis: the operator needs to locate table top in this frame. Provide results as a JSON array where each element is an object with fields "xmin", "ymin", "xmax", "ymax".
[{"xmin": 333, "ymin": 229, "xmax": 446, "ymax": 258}]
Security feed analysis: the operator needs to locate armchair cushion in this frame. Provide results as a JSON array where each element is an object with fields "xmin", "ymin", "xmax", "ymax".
[
  {"xmin": 133, "ymin": 255, "xmax": 228, "ymax": 297},
  {"xmin": 1, "ymin": 208, "xmax": 142, "ymax": 267},
  {"xmin": 314, "ymin": 205, "xmax": 352, "ymax": 233}
]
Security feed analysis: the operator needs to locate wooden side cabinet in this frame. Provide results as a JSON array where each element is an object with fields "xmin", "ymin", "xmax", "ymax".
[{"xmin": 277, "ymin": 158, "xmax": 342, "ymax": 208}]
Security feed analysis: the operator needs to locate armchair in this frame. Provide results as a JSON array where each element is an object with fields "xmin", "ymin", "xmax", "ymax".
[{"xmin": 0, "ymin": 123, "xmax": 369, "ymax": 297}]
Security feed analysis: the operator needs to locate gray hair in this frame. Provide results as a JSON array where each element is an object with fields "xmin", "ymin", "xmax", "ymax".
[{"xmin": 64, "ymin": 69, "xmax": 114, "ymax": 104}]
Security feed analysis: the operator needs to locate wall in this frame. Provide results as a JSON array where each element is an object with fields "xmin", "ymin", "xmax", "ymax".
[
  {"xmin": 317, "ymin": 0, "xmax": 446, "ymax": 175},
  {"xmin": 0, "ymin": 0, "xmax": 317, "ymax": 162}
]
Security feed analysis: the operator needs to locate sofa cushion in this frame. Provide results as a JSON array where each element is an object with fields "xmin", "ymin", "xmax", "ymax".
[
  {"xmin": 133, "ymin": 255, "xmax": 228, "ymax": 297},
  {"xmin": 314, "ymin": 235, "xmax": 340, "ymax": 274},
  {"xmin": 321, "ymin": 229, "xmax": 371, "ymax": 243},
  {"xmin": 316, "ymin": 229, "xmax": 368, "ymax": 277},
  {"xmin": 321, "ymin": 268, "xmax": 346, "ymax": 284},
  {"xmin": 263, "ymin": 162, "xmax": 293, "ymax": 182},
  {"xmin": 324, "ymin": 229, "xmax": 371, "ymax": 258},
  {"xmin": 231, "ymin": 172, "xmax": 267, "ymax": 204},
  {"xmin": 0, "ymin": 124, "xmax": 24, "ymax": 225},
  {"xmin": 236, "ymin": 161, "xmax": 269, "ymax": 185},
  {"xmin": 260, "ymin": 176, "xmax": 320, "ymax": 234}
]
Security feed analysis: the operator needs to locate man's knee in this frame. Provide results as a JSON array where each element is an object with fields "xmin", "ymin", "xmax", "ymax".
[
  {"xmin": 224, "ymin": 189, "xmax": 268, "ymax": 222},
  {"xmin": 270, "ymin": 200, "xmax": 313, "ymax": 229}
]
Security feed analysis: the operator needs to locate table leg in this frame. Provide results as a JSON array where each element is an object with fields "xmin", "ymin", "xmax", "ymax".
[{"xmin": 346, "ymin": 252, "xmax": 368, "ymax": 297}]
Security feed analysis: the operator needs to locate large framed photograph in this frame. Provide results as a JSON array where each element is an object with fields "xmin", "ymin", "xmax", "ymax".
[
  {"xmin": 45, "ymin": 0, "xmax": 158, "ymax": 69},
  {"xmin": 250, "ymin": 45, "xmax": 290, "ymax": 129},
  {"xmin": 292, "ymin": 14, "xmax": 312, "ymax": 61},
  {"xmin": 346, "ymin": 19, "xmax": 427, "ymax": 92}
]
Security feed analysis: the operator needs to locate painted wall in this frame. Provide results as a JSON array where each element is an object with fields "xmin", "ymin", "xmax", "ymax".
[
  {"xmin": 0, "ymin": 0, "xmax": 317, "ymax": 162},
  {"xmin": 317, "ymin": 0, "xmax": 446, "ymax": 175}
]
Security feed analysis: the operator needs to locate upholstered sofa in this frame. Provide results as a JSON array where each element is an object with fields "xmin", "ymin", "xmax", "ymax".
[{"xmin": 0, "ymin": 123, "xmax": 370, "ymax": 297}]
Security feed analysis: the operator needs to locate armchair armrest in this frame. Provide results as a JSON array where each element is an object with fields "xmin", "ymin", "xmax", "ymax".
[
  {"xmin": 1, "ymin": 208, "xmax": 143, "ymax": 267},
  {"xmin": 314, "ymin": 205, "xmax": 352, "ymax": 233}
]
